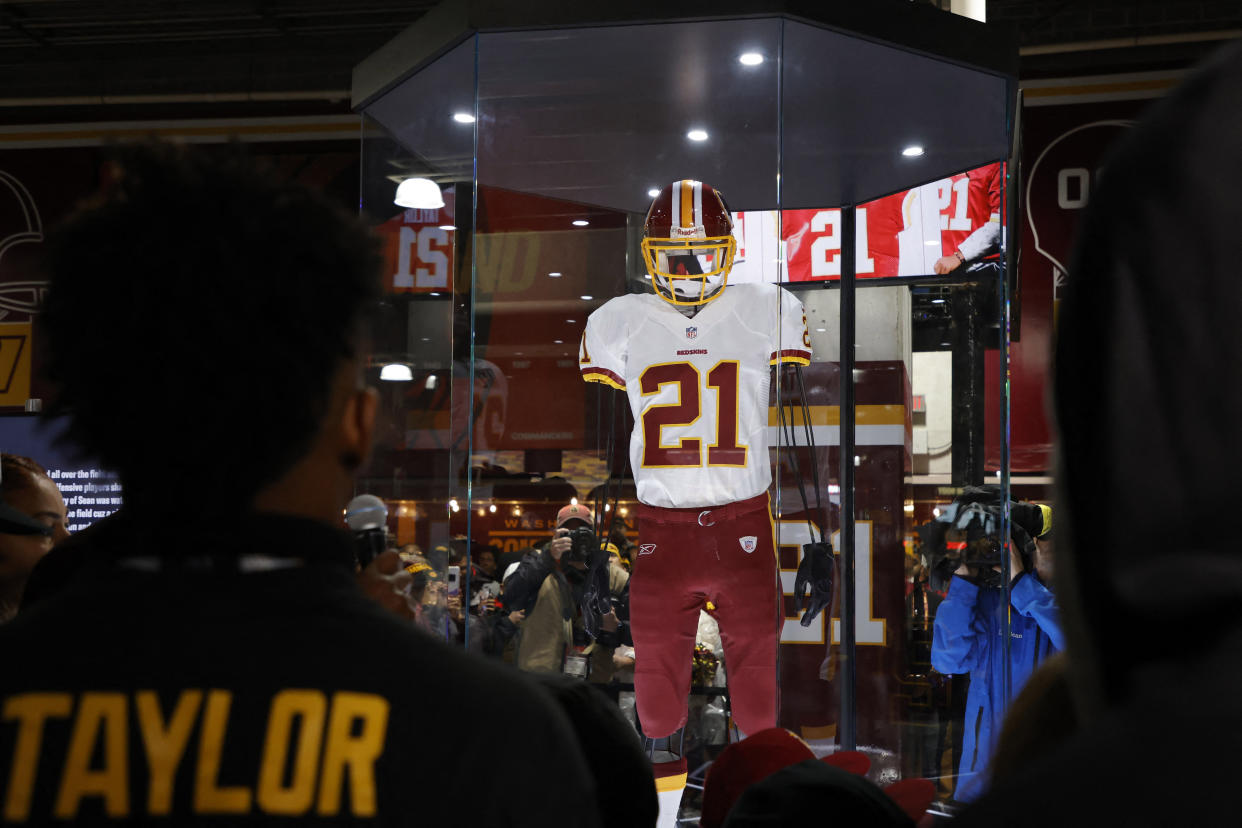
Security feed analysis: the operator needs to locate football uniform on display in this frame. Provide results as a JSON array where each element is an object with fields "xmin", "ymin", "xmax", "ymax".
[{"xmin": 580, "ymin": 281, "xmax": 811, "ymax": 738}]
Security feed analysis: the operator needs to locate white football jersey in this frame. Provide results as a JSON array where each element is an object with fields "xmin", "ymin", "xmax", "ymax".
[{"xmin": 580, "ymin": 283, "xmax": 811, "ymax": 508}]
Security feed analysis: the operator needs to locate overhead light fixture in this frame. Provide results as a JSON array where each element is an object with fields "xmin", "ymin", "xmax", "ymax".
[
  {"xmin": 439, "ymin": 224, "xmax": 456, "ymax": 231},
  {"xmin": 931, "ymin": 298, "xmax": 946, "ymax": 304},
  {"xmin": 573, "ymin": 220, "xmax": 590, "ymax": 227},
  {"xmin": 554, "ymin": 339, "xmax": 564, "ymax": 344},
  {"xmin": 902, "ymin": 145, "xmax": 925, "ymax": 157},
  {"xmin": 548, "ymin": 271, "xmax": 563, "ymax": 278},
  {"xmin": 565, "ymin": 319, "xmax": 576, "ymax": 323},
  {"xmin": 687, "ymin": 129, "xmax": 709, "ymax": 142},
  {"xmin": 489, "ymin": 504, "xmax": 497, "ymax": 513},
  {"xmin": 428, "ymin": 292, "xmax": 441, "ymax": 297},
  {"xmin": 453, "ymin": 112, "xmax": 475, "ymax": 124},
  {"xmin": 738, "ymin": 52, "xmax": 764, "ymax": 66},
  {"xmin": 424, "ymin": 374, "xmax": 438, "ymax": 390},
  {"xmin": 394, "ymin": 177, "xmax": 445, "ymax": 209},
  {"xmin": 647, "ymin": 187, "xmax": 660, "ymax": 198},
  {"xmin": 580, "ymin": 295, "xmax": 594, "ymax": 301},
  {"xmin": 379, "ymin": 363, "xmax": 413, "ymax": 382}
]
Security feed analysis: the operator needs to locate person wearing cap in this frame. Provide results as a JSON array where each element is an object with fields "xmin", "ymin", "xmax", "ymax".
[
  {"xmin": 511, "ymin": 503, "xmax": 597, "ymax": 673},
  {"xmin": 931, "ymin": 500, "xmax": 1062, "ymax": 804}
]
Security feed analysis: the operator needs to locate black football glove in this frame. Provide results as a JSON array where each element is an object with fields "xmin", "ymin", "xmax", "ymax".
[{"xmin": 794, "ymin": 541, "xmax": 835, "ymax": 627}]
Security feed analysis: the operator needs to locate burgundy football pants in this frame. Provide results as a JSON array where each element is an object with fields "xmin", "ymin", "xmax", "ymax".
[{"xmin": 631, "ymin": 492, "xmax": 781, "ymax": 739}]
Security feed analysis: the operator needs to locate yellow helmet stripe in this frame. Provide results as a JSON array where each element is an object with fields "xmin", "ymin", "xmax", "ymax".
[{"xmin": 680, "ymin": 180, "xmax": 695, "ymax": 228}]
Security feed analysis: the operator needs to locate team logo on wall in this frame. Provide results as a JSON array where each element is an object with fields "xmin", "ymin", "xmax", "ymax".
[
  {"xmin": 685, "ymin": 327, "xmax": 697, "ymax": 340},
  {"xmin": 739, "ymin": 536, "xmax": 757, "ymax": 554},
  {"xmin": 638, "ymin": 543, "xmax": 657, "ymax": 557}
]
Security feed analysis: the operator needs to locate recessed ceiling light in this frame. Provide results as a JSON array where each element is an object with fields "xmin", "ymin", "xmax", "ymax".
[
  {"xmin": 739, "ymin": 52, "xmax": 764, "ymax": 66},
  {"xmin": 428, "ymin": 292, "xmax": 441, "ymax": 297},
  {"xmin": 902, "ymin": 145, "xmax": 925, "ymax": 157},
  {"xmin": 572, "ymin": 220, "xmax": 590, "ymax": 227},
  {"xmin": 453, "ymin": 112, "xmax": 475, "ymax": 124},
  {"xmin": 932, "ymin": 298, "xmax": 946, "ymax": 304},
  {"xmin": 687, "ymin": 129, "xmax": 709, "ymax": 142},
  {"xmin": 580, "ymin": 295, "xmax": 594, "ymax": 301},
  {"xmin": 548, "ymin": 271, "xmax": 563, "ymax": 278},
  {"xmin": 565, "ymin": 319, "xmax": 576, "ymax": 323},
  {"xmin": 553, "ymin": 340, "xmax": 564, "ymax": 344},
  {"xmin": 647, "ymin": 188, "xmax": 660, "ymax": 198}
]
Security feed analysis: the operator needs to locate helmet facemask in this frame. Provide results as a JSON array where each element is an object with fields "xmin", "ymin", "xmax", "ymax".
[
  {"xmin": 642, "ymin": 180, "xmax": 737, "ymax": 307},
  {"xmin": 642, "ymin": 235, "xmax": 736, "ymax": 306}
]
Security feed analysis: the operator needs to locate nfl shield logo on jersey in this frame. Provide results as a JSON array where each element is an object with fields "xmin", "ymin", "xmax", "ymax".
[
  {"xmin": 686, "ymin": 326, "xmax": 697, "ymax": 340},
  {"xmin": 739, "ymin": 536, "xmax": 758, "ymax": 554}
]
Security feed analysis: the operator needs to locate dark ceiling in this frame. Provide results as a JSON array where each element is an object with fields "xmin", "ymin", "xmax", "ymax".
[{"xmin": 0, "ymin": 0, "xmax": 1238, "ymax": 125}]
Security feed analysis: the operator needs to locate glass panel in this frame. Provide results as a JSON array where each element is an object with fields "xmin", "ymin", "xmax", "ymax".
[
  {"xmin": 357, "ymin": 12, "xmax": 1016, "ymax": 824},
  {"xmin": 474, "ymin": 19, "xmax": 784, "ymax": 823},
  {"xmin": 358, "ymin": 37, "xmax": 477, "ymax": 646},
  {"xmin": 781, "ymin": 19, "xmax": 1010, "ymax": 209}
]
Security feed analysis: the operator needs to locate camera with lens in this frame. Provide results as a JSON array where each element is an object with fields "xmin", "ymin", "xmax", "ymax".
[{"xmin": 567, "ymin": 526, "xmax": 597, "ymax": 565}]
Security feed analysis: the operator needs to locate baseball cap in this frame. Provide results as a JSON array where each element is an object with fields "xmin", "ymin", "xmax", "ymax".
[
  {"xmin": 556, "ymin": 503, "xmax": 594, "ymax": 528},
  {"xmin": 721, "ymin": 760, "xmax": 915, "ymax": 828},
  {"xmin": 403, "ymin": 555, "xmax": 438, "ymax": 582},
  {"xmin": 700, "ymin": 728, "xmax": 815, "ymax": 828}
]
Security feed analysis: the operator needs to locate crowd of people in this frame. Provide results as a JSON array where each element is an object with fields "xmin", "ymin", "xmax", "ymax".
[{"xmin": 2, "ymin": 37, "xmax": 1239, "ymax": 824}]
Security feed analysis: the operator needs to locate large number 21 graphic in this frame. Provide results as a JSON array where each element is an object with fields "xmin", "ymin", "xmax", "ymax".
[{"xmin": 640, "ymin": 361, "xmax": 748, "ymax": 468}]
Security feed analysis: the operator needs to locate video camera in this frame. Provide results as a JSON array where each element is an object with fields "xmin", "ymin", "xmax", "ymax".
[{"xmin": 915, "ymin": 485, "xmax": 1038, "ymax": 589}]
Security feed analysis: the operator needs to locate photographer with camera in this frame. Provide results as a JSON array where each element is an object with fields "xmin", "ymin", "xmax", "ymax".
[
  {"xmin": 505, "ymin": 503, "xmax": 622, "ymax": 675},
  {"xmin": 929, "ymin": 490, "xmax": 1062, "ymax": 804}
]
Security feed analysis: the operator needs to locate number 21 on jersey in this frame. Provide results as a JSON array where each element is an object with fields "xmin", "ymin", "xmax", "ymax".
[{"xmin": 640, "ymin": 361, "xmax": 747, "ymax": 468}]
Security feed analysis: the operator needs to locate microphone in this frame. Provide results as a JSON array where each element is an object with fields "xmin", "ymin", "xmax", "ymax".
[{"xmin": 345, "ymin": 494, "xmax": 388, "ymax": 569}]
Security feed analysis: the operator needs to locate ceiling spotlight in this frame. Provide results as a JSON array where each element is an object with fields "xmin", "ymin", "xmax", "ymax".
[
  {"xmin": 687, "ymin": 129, "xmax": 709, "ymax": 142},
  {"xmin": 428, "ymin": 292, "xmax": 441, "ymax": 297},
  {"xmin": 647, "ymin": 188, "xmax": 660, "ymax": 198},
  {"xmin": 565, "ymin": 319, "xmax": 576, "ymax": 323},
  {"xmin": 453, "ymin": 112, "xmax": 475, "ymax": 124},
  {"xmin": 548, "ymin": 271, "xmax": 563, "ymax": 278},
  {"xmin": 580, "ymin": 295, "xmax": 594, "ymax": 301},
  {"xmin": 489, "ymin": 504, "xmax": 497, "ymax": 513},
  {"xmin": 738, "ymin": 52, "xmax": 764, "ymax": 66},
  {"xmin": 902, "ymin": 145, "xmax": 925, "ymax": 157},
  {"xmin": 379, "ymin": 363, "xmax": 413, "ymax": 382},
  {"xmin": 394, "ymin": 177, "xmax": 445, "ymax": 209},
  {"xmin": 572, "ymin": 220, "xmax": 590, "ymax": 227},
  {"xmin": 440, "ymin": 224, "xmax": 456, "ymax": 231}
]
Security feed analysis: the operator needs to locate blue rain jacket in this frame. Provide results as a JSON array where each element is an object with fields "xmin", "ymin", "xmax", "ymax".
[{"xmin": 931, "ymin": 573, "xmax": 1063, "ymax": 802}]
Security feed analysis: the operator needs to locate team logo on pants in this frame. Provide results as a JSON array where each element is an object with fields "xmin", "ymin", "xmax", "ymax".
[{"xmin": 739, "ymin": 536, "xmax": 757, "ymax": 554}]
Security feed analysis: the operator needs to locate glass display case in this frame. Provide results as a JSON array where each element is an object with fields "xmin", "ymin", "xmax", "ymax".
[{"xmin": 354, "ymin": 0, "xmax": 1020, "ymax": 816}]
